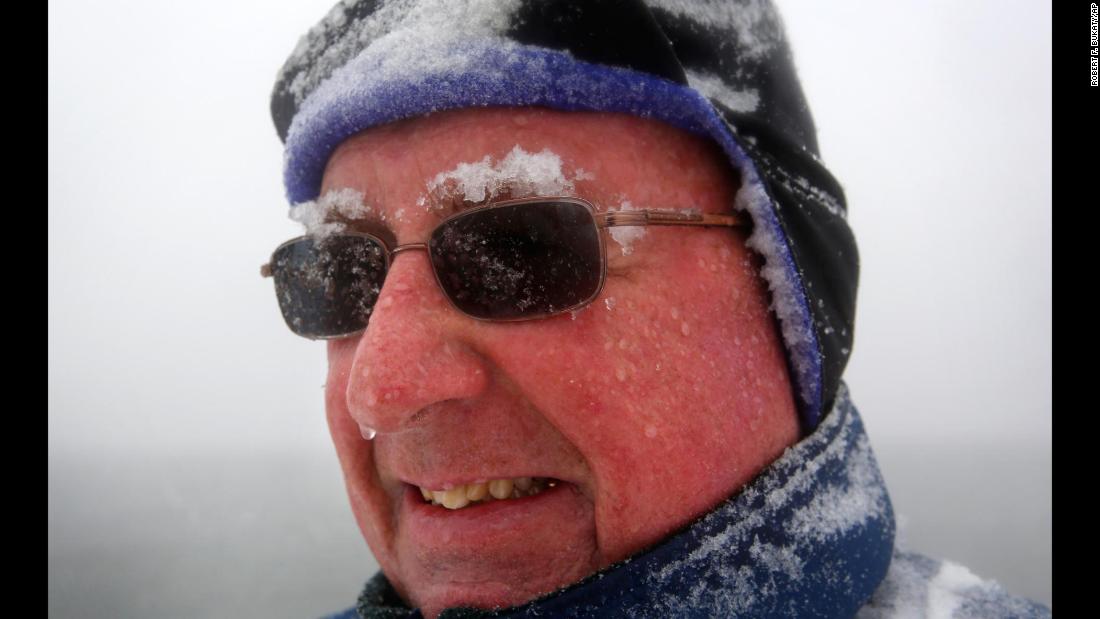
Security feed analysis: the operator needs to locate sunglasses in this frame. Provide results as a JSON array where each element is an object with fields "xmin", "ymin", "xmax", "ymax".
[{"xmin": 261, "ymin": 196, "xmax": 746, "ymax": 339}]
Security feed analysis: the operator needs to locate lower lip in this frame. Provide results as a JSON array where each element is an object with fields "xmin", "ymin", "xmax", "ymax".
[{"xmin": 400, "ymin": 482, "xmax": 578, "ymax": 544}]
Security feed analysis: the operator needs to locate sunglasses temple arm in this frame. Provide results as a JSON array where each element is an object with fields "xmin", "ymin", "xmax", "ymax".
[{"xmin": 595, "ymin": 210, "xmax": 744, "ymax": 229}]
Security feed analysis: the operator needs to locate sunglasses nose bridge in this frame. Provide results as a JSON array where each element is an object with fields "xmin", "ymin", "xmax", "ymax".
[
  {"xmin": 390, "ymin": 242, "xmax": 429, "ymax": 258},
  {"xmin": 380, "ymin": 242, "xmax": 441, "ymax": 303},
  {"xmin": 388, "ymin": 242, "xmax": 448, "ymax": 307}
]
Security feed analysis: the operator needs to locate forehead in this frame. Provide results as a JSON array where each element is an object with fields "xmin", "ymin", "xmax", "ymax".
[{"xmin": 318, "ymin": 108, "xmax": 740, "ymax": 215}]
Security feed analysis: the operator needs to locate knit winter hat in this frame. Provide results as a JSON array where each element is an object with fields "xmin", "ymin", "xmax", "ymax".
[{"xmin": 270, "ymin": 0, "xmax": 858, "ymax": 433}]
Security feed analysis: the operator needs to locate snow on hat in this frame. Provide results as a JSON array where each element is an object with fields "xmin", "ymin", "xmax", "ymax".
[{"xmin": 269, "ymin": 0, "xmax": 859, "ymax": 433}]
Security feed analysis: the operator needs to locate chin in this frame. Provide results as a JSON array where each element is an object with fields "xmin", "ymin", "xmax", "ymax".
[
  {"xmin": 390, "ymin": 554, "xmax": 594, "ymax": 617},
  {"xmin": 380, "ymin": 535, "xmax": 602, "ymax": 618}
]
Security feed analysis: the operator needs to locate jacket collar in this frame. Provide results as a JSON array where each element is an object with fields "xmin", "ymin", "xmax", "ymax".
[{"xmin": 354, "ymin": 383, "xmax": 895, "ymax": 618}]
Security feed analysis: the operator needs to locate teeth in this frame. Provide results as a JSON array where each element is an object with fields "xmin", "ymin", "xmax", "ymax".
[
  {"xmin": 441, "ymin": 487, "xmax": 469, "ymax": 510},
  {"xmin": 465, "ymin": 482, "xmax": 488, "ymax": 501},
  {"xmin": 420, "ymin": 477, "xmax": 557, "ymax": 509},
  {"xmin": 489, "ymin": 478, "xmax": 514, "ymax": 500}
]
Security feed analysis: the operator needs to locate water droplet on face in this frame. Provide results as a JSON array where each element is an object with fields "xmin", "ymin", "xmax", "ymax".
[{"xmin": 360, "ymin": 426, "xmax": 377, "ymax": 441}]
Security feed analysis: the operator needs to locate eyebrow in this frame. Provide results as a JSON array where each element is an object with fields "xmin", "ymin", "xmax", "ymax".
[
  {"xmin": 332, "ymin": 182, "xmax": 519, "ymax": 244},
  {"xmin": 335, "ymin": 207, "xmax": 394, "ymax": 245},
  {"xmin": 429, "ymin": 182, "xmax": 526, "ymax": 217}
]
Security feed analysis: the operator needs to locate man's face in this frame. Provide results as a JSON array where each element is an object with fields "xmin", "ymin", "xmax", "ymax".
[{"xmin": 319, "ymin": 108, "xmax": 799, "ymax": 618}]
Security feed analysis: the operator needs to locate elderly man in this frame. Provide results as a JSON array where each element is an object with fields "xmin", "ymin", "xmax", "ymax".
[{"xmin": 263, "ymin": 2, "xmax": 1050, "ymax": 617}]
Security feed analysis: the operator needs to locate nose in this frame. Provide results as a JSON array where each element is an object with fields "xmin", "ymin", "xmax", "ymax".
[{"xmin": 344, "ymin": 249, "xmax": 490, "ymax": 435}]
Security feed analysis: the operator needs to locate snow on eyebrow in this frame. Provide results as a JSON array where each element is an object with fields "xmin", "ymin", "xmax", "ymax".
[
  {"xmin": 425, "ymin": 145, "xmax": 578, "ymax": 205},
  {"xmin": 289, "ymin": 187, "xmax": 371, "ymax": 237}
]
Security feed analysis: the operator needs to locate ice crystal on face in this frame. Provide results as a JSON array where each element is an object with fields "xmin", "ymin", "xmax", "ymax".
[
  {"xmin": 289, "ymin": 187, "xmax": 370, "ymax": 238},
  {"xmin": 573, "ymin": 167, "xmax": 596, "ymax": 181},
  {"xmin": 427, "ymin": 145, "xmax": 575, "ymax": 206}
]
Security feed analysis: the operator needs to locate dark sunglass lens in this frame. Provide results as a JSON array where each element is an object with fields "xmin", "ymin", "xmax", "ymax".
[
  {"xmin": 271, "ymin": 235, "xmax": 387, "ymax": 338},
  {"xmin": 429, "ymin": 201, "xmax": 603, "ymax": 319}
]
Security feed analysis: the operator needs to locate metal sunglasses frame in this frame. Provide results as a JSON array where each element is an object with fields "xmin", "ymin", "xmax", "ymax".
[{"xmin": 261, "ymin": 196, "xmax": 747, "ymax": 339}]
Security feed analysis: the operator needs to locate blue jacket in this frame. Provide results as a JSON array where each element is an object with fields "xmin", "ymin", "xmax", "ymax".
[{"xmin": 322, "ymin": 386, "xmax": 1050, "ymax": 618}]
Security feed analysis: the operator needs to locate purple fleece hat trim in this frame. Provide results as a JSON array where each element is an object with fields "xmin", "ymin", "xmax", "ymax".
[{"xmin": 281, "ymin": 42, "xmax": 824, "ymax": 429}]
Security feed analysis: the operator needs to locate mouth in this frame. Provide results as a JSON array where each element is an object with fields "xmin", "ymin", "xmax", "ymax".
[
  {"xmin": 415, "ymin": 477, "xmax": 560, "ymax": 510},
  {"xmin": 387, "ymin": 469, "xmax": 597, "ymax": 612},
  {"xmin": 400, "ymin": 475, "xmax": 582, "ymax": 541}
]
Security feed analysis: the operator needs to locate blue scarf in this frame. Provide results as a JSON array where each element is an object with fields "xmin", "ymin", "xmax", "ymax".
[{"xmin": 342, "ymin": 383, "xmax": 896, "ymax": 618}]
